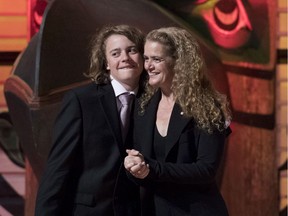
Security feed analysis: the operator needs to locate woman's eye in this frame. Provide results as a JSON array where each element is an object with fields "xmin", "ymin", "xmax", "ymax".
[
  {"xmin": 129, "ymin": 47, "xmax": 138, "ymax": 54},
  {"xmin": 154, "ymin": 58, "xmax": 162, "ymax": 63}
]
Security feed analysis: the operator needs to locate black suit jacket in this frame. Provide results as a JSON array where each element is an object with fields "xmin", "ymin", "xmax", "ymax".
[
  {"xmin": 35, "ymin": 83, "xmax": 140, "ymax": 216},
  {"xmin": 133, "ymin": 90, "xmax": 230, "ymax": 216}
]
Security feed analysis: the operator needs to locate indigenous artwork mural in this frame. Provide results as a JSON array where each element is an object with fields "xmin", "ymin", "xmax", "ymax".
[
  {"xmin": 28, "ymin": 0, "xmax": 48, "ymax": 38},
  {"xmin": 152, "ymin": 0, "xmax": 276, "ymax": 70},
  {"xmin": 0, "ymin": 0, "xmax": 285, "ymax": 216}
]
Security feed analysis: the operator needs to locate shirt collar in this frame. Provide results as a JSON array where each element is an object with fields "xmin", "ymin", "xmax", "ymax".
[{"xmin": 110, "ymin": 75, "xmax": 138, "ymax": 97}]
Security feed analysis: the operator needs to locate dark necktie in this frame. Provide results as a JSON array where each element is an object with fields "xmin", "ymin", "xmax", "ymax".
[{"xmin": 118, "ymin": 93, "xmax": 134, "ymax": 141}]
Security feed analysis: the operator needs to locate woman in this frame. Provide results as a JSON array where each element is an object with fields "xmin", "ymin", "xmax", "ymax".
[
  {"xmin": 35, "ymin": 25, "xmax": 144, "ymax": 216},
  {"xmin": 124, "ymin": 27, "xmax": 232, "ymax": 216}
]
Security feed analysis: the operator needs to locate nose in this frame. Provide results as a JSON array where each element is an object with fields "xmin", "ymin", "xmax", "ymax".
[
  {"xmin": 121, "ymin": 51, "xmax": 130, "ymax": 61},
  {"xmin": 145, "ymin": 59, "xmax": 153, "ymax": 70}
]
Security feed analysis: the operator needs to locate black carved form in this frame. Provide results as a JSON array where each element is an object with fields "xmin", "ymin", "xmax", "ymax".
[
  {"xmin": 4, "ymin": 0, "xmax": 229, "ymax": 180},
  {"xmin": 0, "ymin": 175, "xmax": 24, "ymax": 215}
]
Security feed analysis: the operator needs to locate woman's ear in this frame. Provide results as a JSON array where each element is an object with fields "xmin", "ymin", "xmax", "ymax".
[{"xmin": 106, "ymin": 63, "xmax": 110, "ymax": 70}]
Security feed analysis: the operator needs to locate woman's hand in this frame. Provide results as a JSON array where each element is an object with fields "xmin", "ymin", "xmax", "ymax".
[{"xmin": 124, "ymin": 149, "xmax": 150, "ymax": 179}]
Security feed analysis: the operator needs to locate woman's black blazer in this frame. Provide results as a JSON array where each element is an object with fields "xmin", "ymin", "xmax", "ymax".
[{"xmin": 133, "ymin": 90, "xmax": 231, "ymax": 216}]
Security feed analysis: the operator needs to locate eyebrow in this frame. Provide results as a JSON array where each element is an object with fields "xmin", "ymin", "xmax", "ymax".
[
  {"xmin": 109, "ymin": 45, "xmax": 138, "ymax": 53},
  {"xmin": 144, "ymin": 55, "xmax": 165, "ymax": 59},
  {"xmin": 108, "ymin": 48, "xmax": 120, "ymax": 53}
]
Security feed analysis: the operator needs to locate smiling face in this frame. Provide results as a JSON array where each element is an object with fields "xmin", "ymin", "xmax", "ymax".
[
  {"xmin": 105, "ymin": 34, "xmax": 143, "ymax": 91},
  {"xmin": 144, "ymin": 40, "xmax": 175, "ymax": 92}
]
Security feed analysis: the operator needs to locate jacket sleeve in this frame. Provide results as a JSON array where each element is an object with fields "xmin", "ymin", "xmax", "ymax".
[
  {"xmin": 143, "ymin": 128, "xmax": 229, "ymax": 185},
  {"xmin": 35, "ymin": 91, "xmax": 82, "ymax": 216}
]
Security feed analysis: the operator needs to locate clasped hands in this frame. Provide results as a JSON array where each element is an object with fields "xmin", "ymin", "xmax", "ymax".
[{"xmin": 124, "ymin": 149, "xmax": 150, "ymax": 179}]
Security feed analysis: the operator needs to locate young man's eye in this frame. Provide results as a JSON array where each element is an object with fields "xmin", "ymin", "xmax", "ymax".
[{"xmin": 111, "ymin": 52, "xmax": 120, "ymax": 57}]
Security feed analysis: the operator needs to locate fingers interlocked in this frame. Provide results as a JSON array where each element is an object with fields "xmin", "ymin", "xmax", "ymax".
[{"xmin": 124, "ymin": 149, "xmax": 150, "ymax": 179}]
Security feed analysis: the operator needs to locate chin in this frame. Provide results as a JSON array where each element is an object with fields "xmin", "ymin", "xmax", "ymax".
[{"xmin": 148, "ymin": 81, "xmax": 159, "ymax": 88}]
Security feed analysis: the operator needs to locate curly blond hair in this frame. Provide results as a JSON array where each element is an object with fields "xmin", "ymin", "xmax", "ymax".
[
  {"xmin": 140, "ymin": 27, "xmax": 231, "ymax": 133},
  {"xmin": 85, "ymin": 25, "xmax": 145, "ymax": 84}
]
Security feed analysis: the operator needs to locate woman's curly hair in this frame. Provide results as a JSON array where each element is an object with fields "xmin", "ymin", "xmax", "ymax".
[
  {"xmin": 140, "ymin": 27, "xmax": 231, "ymax": 133},
  {"xmin": 85, "ymin": 25, "xmax": 145, "ymax": 84}
]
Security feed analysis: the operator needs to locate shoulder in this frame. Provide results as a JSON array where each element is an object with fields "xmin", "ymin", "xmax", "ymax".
[
  {"xmin": 66, "ymin": 82, "xmax": 112, "ymax": 98},
  {"xmin": 71, "ymin": 82, "xmax": 98, "ymax": 94},
  {"xmin": 136, "ymin": 90, "xmax": 161, "ymax": 112}
]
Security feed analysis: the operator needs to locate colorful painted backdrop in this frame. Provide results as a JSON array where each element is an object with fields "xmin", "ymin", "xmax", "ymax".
[{"xmin": 0, "ymin": 0, "xmax": 286, "ymax": 216}]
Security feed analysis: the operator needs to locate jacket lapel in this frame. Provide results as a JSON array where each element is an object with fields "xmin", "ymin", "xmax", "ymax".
[
  {"xmin": 135, "ymin": 91, "xmax": 161, "ymax": 157},
  {"xmin": 98, "ymin": 84, "xmax": 124, "ymax": 150},
  {"xmin": 136, "ymin": 90, "xmax": 191, "ymax": 159},
  {"xmin": 165, "ymin": 103, "xmax": 191, "ymax": 159}
]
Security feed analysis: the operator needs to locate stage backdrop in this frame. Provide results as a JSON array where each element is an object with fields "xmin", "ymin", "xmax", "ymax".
[{"xmin": 0, "ymin": 0, "xmax": 287, "ymax": 216}]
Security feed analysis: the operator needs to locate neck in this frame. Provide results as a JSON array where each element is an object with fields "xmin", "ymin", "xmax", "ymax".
[
  {"xmin": 124, "ymin": 84, "xmax": 137, "ymax": 91},
  {"xmin": 121, "ymin": 80, "xmax": 139, "ymax": 92},
  {"xmin": 160, "ymin": 89, "xmax": 175, "ymax": 104}
]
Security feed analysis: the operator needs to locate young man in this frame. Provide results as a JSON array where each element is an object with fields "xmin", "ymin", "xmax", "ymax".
[{"xmin": 35, "ymin": 25, "xmax": 145, "ymax": 216}]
